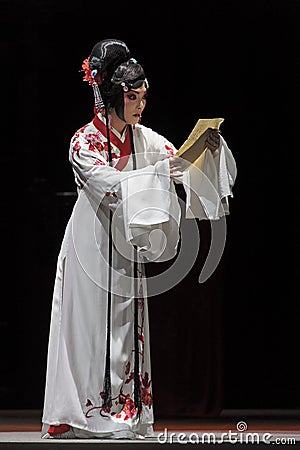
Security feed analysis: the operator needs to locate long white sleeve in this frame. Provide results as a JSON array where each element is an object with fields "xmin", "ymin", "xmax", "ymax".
[
  {"xmin": 183, "ymin": 135, "xmax": 237, "ymax": 220},
  {"xmin": 120, "ymin": 158, "xmax": 180, "ymax": 262}
]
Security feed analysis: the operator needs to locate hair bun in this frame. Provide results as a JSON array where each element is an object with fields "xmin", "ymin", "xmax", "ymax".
[
  {"xmin": 111, "ymin": 64, "xmax": 128, "ymax": 84},
  {"xmin": 89, "ymin": 39, "xmax": 130, "ymax": 76}
]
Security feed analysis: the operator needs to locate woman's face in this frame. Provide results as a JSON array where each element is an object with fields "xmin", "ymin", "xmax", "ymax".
[{"xmin": 123, "ymin": 84, "xmax": 148, "ymax": 125}]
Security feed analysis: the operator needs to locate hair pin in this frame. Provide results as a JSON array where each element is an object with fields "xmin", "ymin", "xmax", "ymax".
[{"xmin": 121, "ymin": 82, "xmax": 129, "ymax": 92}]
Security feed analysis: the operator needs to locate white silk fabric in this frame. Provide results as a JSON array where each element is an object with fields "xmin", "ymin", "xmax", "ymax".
[{"xmin": 41, "ymin": 114, "xmax": 236, "ymax": 439}]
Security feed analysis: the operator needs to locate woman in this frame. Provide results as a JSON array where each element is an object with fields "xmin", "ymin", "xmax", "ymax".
[{"xmin": 41, "ymin": 38, "xmax": 236, "ymax": 439}]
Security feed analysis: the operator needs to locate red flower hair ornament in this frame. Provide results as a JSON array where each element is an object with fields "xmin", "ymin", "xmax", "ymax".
[
  {"xmin": 81, "ymin": 56, "xmax": 105, "ymax": 112},
  {"xmin": 82, "ymin": 57, "xmax": 98, "ymax": 85}
]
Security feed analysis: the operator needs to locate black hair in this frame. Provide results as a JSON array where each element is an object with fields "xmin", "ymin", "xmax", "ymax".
[
  {"xmin": 87, "ymin": 38, "xmax": 148, "ymax": 120},
  {"xmin": 88, "ymin": 38, "xmax": 131, "ymax": 104},
  {"xmin": 111, "ymin": 60, "xmax": 146, "ymax": 86}
]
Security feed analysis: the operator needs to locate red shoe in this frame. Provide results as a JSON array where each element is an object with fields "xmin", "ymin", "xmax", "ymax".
[{"xmin": 48, "ymin": 424, "xmax": 71, "ymax": 436}]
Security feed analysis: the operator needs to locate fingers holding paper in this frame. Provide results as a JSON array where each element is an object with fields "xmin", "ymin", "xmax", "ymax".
[{"xmin": 205, "ymin": 128, "xmax": 221, "ymax": 153}]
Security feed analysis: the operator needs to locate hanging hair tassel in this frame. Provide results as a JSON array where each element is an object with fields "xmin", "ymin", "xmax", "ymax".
[
  {"xmin": 91, "ymin": 75, "xmax": 105, "ymax": 113},
  {"xmin": 133, "ymin": 261, "xmax": 142, "ymax": 417},
  {"xmin": 129, "ymin": 126, "xmax": 142, "ymax": 417},
  {"xmin": 101, "ymin": 102, "xmax": 113, "ymax": 413},
  {"xmin": 82, "ymin": 58, "xmax": 105, "ymax": 114},
  {"xmin": 102, "ymin": 210, "xmax": 113, "ymax": 413}
]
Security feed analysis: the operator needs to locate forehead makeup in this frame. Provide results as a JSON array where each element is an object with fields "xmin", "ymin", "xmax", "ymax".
[{"xmin": 127, "ymin": 87, "xmax": 147, "ymax": 95}]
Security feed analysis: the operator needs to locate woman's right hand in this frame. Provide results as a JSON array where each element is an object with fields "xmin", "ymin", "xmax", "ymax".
[{"xmin": 169, "ymin": 156, "xmax": 186, "ymax": 180}]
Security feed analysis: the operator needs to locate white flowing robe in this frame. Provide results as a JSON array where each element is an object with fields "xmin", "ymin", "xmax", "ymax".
[{"xmin": 41, "ymin": 113, "xmax": 237, "ymax": 438}]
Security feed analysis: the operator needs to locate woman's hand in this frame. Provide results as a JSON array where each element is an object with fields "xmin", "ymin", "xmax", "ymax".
[
  {"xmin": 205, "ymin": 129, "xmax": 221, "ymax": 153},
  {"xmin": 169, "ymin": 156, "xmax": 186, "ymax": 180}
]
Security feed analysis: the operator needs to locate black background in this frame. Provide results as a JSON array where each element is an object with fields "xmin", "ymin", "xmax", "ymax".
[{"xmin": 1, "ymin": 0, "xmax": 300, "ymax": 417}]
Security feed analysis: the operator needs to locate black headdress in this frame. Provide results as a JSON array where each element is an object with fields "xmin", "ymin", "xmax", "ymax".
[
  {"xmin": 82, "ymin": 39, "xmax": 148, "ymax": 121},
  {"xmin": 82, "ymin": 39, "xmax": 130, "ymax": 114}
]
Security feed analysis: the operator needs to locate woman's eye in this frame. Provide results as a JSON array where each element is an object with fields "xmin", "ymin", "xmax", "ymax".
[{"xmin": 128, "ymin": 94, "xmax": 137, "ymax": 100}]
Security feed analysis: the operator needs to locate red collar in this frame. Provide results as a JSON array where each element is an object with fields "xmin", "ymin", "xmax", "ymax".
[{"xmin": 92, "ymin": 114, "xmax": 131, "ymax": 171}]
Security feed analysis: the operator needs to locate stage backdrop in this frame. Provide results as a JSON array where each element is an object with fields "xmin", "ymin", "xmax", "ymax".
[{"xmin": 1, "ymin": 0, "xmax": 300, "ymax": 416}]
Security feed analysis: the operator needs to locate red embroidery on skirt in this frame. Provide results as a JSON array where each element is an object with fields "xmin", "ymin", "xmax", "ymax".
[{"xmin": 84, "ymin": 272, "xmax": 153, "ymax": 420}]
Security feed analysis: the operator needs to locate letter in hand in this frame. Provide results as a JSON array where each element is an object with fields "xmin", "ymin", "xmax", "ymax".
[{"xmin": 205, "ymin": 128, "xmax": 220, "ymax": 153}]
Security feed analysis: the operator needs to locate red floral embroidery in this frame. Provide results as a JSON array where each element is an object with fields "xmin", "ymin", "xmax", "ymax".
[
  {"xmin": 71, "ymin": 132, "xmax": 80, "ymax": 143},
  {"xmin": 85, "ymin": 133, "xmax": 104, "ymax": 151},
  {"xmin": 141, "ymin": 372, "xmax": 152, "ymax": 408},
  {"xmin": 101, "ymin": 142, "xmax": 119, "ymax": 161},
  {"xmin": 165, "ymin": 144, "xmax": 175, "ymax": 156},
  {"xmin": 84, "ymin": 274, "xmax": 153, "ymax": 421},
  {"xmin": 71, "ymin": 141, "xmax": 81, "ymax": 159},
  {"xmin": 125, "ymin": 361, "xmax": 131, "ymax": 375},
  {"xmin": 117, "ymin": 388, "xmax": 127, "ymax": 405},
  {"xmin": 94, "ymin": 160, "xmax": 105, "ymax": 166},
  {"xmin": 116, "ymin": 396, "xmax": 137, "ymax": 420},
  {"xmin": 125, "ymin": 371, "xmax": 135, "ymax": 385},
  {"xmin": 85, "ymin": 366, "xmax": 153, "ymax": 419}
]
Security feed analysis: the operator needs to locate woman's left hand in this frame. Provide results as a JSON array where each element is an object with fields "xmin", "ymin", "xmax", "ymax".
[{"xmin": 205, "ymin": 129, "xmax": 221, "ymax": 153}]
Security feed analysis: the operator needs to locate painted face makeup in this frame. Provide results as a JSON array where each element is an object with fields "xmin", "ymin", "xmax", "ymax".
[{"xmin": 123, "ymin": 84, "xmax": 148, "ymax": 125}]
